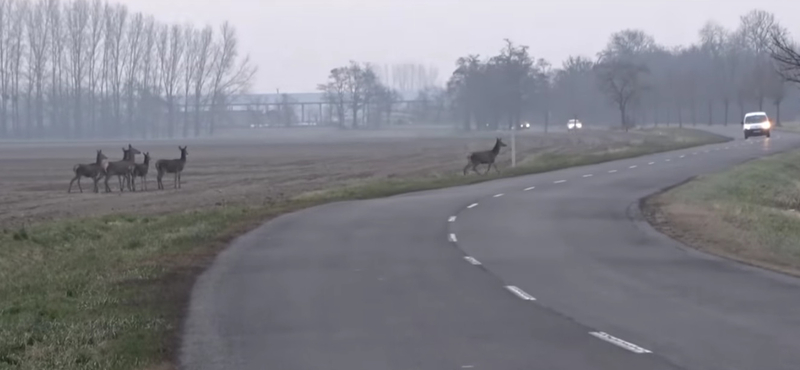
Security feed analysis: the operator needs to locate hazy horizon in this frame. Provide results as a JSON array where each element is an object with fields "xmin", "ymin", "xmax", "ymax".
[{"xmin": 112, "ymin": 0, "xmax": 799, "ymax": 93}]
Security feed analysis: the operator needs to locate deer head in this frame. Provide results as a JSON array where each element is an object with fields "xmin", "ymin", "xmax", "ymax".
[
  {"xmin": 127, "ymin": 144, "xmax": 142, "ymax": 156},
  {"xmin": 179, "ymin": 146, "xmax": 188, "ymax": 158}
]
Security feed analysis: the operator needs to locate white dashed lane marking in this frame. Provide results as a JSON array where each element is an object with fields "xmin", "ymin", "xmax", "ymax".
[
  {"xmin": 524, "ymin": 186, "xmax": 535, "ymax": 191},
  {"xmin": 554, "ymin": 180, "xmax": 566, "ymax": 184},
  {"xmin": 608, "ymin": 170, "xmax": 618, "ymax": 173},
  {"xmin": 629, "ymin": 165, "xmax": 637, "ymax": 169},
  {"xmin": 448, "ymin": 233, "xmax": 457, "ymax": 242},
  {"xmin": 448, "ymin": 216, "xmax": 457, "ymax": 222},
  {"xmin": 505, "ymin": 285, "xmax": 536, "ymax": 301},
  {"xmin": 665, "ymin": 159, "xmax": 671, "ymax": 162},
  {"xmin": 648, "ymin": 162, "xmax": 655, "ymax": 165},
  {"xmin": 464, "ymin": 256, "xmax": 481, "ymax": 265},
  {"xmin": 679, "ymin": 155, "xmax": 685, "ymax": 158},
  {"xmin": 589, "ymin": 332, "xmax": 652, "ymax": 354},
  {"xmin": 583, "ymin": 174, "xmax": 593, "ymax": 178},
  {"xmin": 467, "ymin": 203, "xmax": 478, "ymax": 209},
  {"xmin": 493, "ymin": 193, "xmax": 504, "ymax": 198}
]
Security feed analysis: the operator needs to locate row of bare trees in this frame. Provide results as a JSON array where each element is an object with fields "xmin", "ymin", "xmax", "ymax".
[
  {"xmin": 444, "ymin": 8, "xmax": 800, "ymax": 131},
  {"xmin": 317, "ymin": 61, "xmax": 405, "ymax": 128},
  {"xmin": 0, "ymin": 0, "xmax": 255, "ymax": 140}
]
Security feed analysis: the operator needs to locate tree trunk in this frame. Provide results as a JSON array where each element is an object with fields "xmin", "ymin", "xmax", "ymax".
[
  {"xmin": 723, "ymin": 99, "xmax": 729, "ymax": 126},
  {"xmin": 775, "ymin": 100, "xmax": 782, "ymax": 127}
]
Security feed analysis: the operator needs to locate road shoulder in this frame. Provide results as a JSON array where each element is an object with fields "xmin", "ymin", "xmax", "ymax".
[{"xmin": 642, "ymin": 148, "xmax": 800, "ymax": 278}]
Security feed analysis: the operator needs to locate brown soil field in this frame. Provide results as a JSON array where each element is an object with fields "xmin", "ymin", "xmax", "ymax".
[{"xmin": 0, "ymin": 127, "xmax": 677, "ymax": 228}]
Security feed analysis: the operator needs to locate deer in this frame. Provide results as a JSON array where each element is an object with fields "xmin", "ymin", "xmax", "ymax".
[
  {"xmin": 156, "ymin": 146, "xmax": 188, "ymax": 190},
  {"xmin": 463, "ymin": 137, "xmax": 507, "ymax": 175},
  {"xmin": 104, "ymin": 144, "xmax": 141, "ymax": 193},
  {"xmin": 131, "ymin": 152, "xmax": 151, "ymax": 192},
  {"xmin": 68, "ymin": 150, "xmax": 109, "ymax": 193}
]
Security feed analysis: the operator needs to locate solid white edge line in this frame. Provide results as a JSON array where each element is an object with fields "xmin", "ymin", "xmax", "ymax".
[
  {"xmin": 448, "ymin": 233, "xmax": 457, "ymax": 242},
  {"xmin": 524, "ymin": 186, "xmax": 535, "ymax": 191},
  {"xmin": 505, "ymin": 285, "xmax": 536, "ymax": 300},
  {"xmin": 583, "ymin": 174, "xmax": 593, "ymax": 178},
  {"xmin": 448, "ymin": 216, "xmax": 457, "ymax": 222},
  {"xmin": 608, "ymin": 170, "xmax": 617, "ymax": 173},
  {"xmin": 554, "ymin": 180, "xmax": 566, "ymax": 184},
  {"xmin": 493, "ymin": 193, "xmax": 504, "ymax": 198},
  {"xmin": 589, "ymin": 332, "xmax": 652, "ymax": 354},
  {"xmin": 467, "ymin": 203, "xmax": 478, "ymax": 209},
  {"xmin": 464, "ymin": 256, "xmax": 481, "ymax": 265}
]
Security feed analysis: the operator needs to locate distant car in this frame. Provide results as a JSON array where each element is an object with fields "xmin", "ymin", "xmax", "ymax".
[
  {"xmin": 742, "ymin": 111, "xmax": 771, "ymax": 139},
  {"xmin": 518, "ymin": 121, "xmax": 531, "ymax": 130},
  {"xmin": 567, "ymin": 119, "xmax": 583, "ymax": 131}
]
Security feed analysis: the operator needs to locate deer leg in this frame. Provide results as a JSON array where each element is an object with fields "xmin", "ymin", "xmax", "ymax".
[
  {"xmin": 174, "ymin": 173, "xmax": 178, "ymax": 189},
  {"xmin": 178, "ymin": 172, "xmax": 182, "ymax": 189},
  {"xmin": 157, "ymin": 172, "xmax": 163, "ymax": 190},
  {"xmin": 68, "ymin": 176, "xmax": 78, "ymax": 193},
  {"xmin": 104, "ymin": 174, "xmax": 112, "ymax": 193},
  {"xmin": 143, "ymin": 175, "xmax": 147, "ymax": 191},
  {"xmin": 471, "ymin": 163, "xmax": 479, "ymax": 174},
  {"xmin": 463, "ymin": 162, "xmax": 472, "ymax": 176}
]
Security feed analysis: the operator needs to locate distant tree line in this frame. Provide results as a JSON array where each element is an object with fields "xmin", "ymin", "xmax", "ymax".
[
  {"xmin": 0, "ymin": 0, "xmax": 255, "ymax": 140},
  {"xmin": 320, "ymin": 8, "xmax": 800, "ymax": 131}
]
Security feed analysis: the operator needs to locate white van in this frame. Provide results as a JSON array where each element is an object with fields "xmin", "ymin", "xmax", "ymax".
[{"xmin": 742, "ymin": 111, "xmax": 771, "ymax": 139}]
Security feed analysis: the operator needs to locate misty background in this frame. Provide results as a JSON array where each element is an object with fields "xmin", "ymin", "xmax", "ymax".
[{"xmin": 1, "ymin": 0, "xmax": 800, "ymax": 139}]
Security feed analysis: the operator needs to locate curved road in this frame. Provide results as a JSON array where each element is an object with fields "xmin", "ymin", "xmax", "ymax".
[{"xmin": 181, "ymin": 127, "xmax": 800, "ymax": 370}]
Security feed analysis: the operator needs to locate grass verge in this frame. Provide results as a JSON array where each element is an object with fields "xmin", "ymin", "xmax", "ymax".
[
  {"xmin": 643, "ymin": 147, "xmax": 800, "ymax": 278},
  {"xmin": 0, "ymin": 128, "xmax": 727, "ymax": 370}
]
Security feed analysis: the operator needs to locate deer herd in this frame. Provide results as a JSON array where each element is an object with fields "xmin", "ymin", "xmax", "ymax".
[
  {"xmin": 68, "ymin": 144, "xmax": 188, "ymax": 194},
  {"xmin": 66, "ymin": 137, "xmax": 505, "ymax": 194}
]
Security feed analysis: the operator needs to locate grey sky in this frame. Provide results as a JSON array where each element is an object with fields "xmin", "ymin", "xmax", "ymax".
[{"xmin": 118, "ymin": 0, "xmax": 798, "ymax": 93}]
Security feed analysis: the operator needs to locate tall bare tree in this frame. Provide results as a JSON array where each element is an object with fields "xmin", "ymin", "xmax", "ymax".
[{"xmin": 66, "ymin": 0, "xmax": 89, "ymax": 136}]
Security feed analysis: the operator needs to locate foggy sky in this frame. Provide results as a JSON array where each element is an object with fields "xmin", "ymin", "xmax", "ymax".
[{"xmin": 118, "ymin": 0, "xmax": 799, "ymax": 94}]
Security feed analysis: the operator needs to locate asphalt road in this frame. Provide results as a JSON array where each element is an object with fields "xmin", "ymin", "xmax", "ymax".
[{"xmin": 181, "ymin": 126, "xmax": 800, "ymax": 370}]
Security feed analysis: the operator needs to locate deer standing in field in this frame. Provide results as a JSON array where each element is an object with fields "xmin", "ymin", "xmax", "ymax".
[
  {"xmin": 463, "ymin": 138, "xmax": 507, "ymax": 175},
  {"xmin": 104, "ymin": 144, "xmax": 141, "ymax": 193},
  {"xmin": 131, "ymin": 152, "xmax": 151, "ymax": 191},
  {"xmin": 156, "ymin": 146, "xmax": 188, "ymax": 190},
  {"xmin": 68, "ymin": 150, "xmax": 109, "ymax": 193}
]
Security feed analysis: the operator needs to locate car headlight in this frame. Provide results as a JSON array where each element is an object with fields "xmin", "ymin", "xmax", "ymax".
[
  {"xmin": 576, "ymin": 123, "xmax": 582, "ymax": 128},
  {"xmin": 525, "ymin": 123, "xmax": 530, "ymax": 128},
  {"xmin": 763, "ymin": 121, "xmax": 771, "ymax": 128},
  {"xmin": 568, "ymin": 124, "xmax": 574, "ymax": 129}
]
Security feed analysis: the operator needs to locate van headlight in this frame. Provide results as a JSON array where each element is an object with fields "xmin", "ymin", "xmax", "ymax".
[{"xmin": 576, "ymin": 123, "xmax": 582, "ymax": 129}]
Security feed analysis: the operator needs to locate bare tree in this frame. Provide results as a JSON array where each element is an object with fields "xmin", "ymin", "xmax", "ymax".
[
  {"xmin": 9, "ymin": 0, "xmax": 26, "ymax": 137},
  {"xmin": 207, "ymin": 22, "xmax": 255, "ymax": 135},
  {"xmin": 595, "ymin": 59, "xmax": 649, "ymax": 130},
  {"xmin": 123, "ymin": 12, "xmax": 143, "ymax": 136},
  {"xmin": 137, "ymin": 16, "xmax": 157, "ymax": 138},
  {"xmin": 180, "ymin": 24, "xmax": 197, "ymax": 137},
  {"xmin": 105, "ymin": 3, "xmax": 127, "ymax": 136},
  {"xmin": 157, "ymin": 23, "xmax": 183, "ymax": 137},
  {"xmin": 191, "ymin": 25, "xmax": 212, "ymax": 136},
  {"xmin": 85, "ymin": 0, "xmax": 103, "ymax": 135},
  {"xmin": 318, "ymin": 67, "xmax": 348, "ymax": 127},
  {"xmin": 66, "ymin": 0, "xmax": 89, "ymax": 136}
]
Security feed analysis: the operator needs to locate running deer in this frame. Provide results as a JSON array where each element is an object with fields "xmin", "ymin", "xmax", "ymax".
[
  {"xmin": 156, "ymin": 146, "xmax": 188, "ymax": 190},
  {"xmin": 104, "ymin": 144, "xmax": 141, "ymax": 193},
  {"xmin": 68, "ymin": 150, "xmax": 109, "ymax": 193},
  {"xmin": 131, "ymin": 152, "xmax": 151, "ymax": 191},
  {"xmin": 463, "ymin": 138, "xmax": 507, "ymax": 175}
]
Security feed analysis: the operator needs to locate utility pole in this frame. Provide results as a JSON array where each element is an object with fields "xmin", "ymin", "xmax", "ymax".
[{"xmin": 511, "ymin": 125, "xmax": 516, "ymax": 168}]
